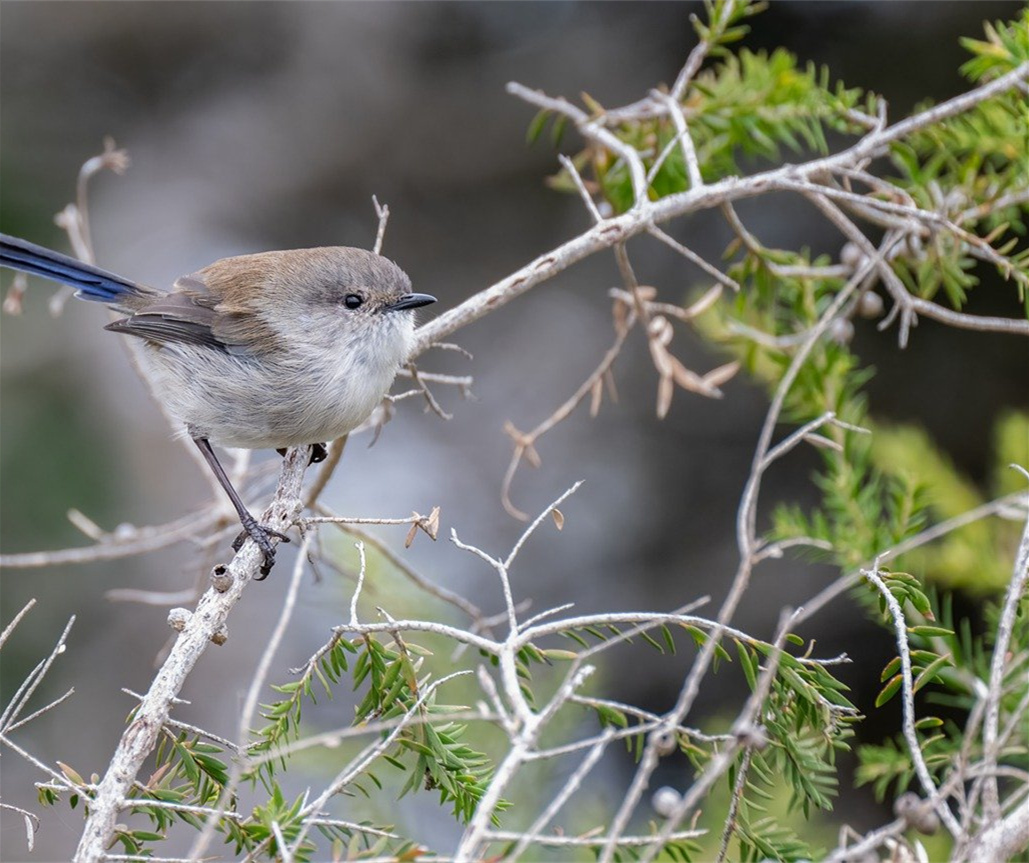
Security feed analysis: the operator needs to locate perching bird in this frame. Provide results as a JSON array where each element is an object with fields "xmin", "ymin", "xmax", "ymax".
[{"xmin": 1, "ymin": 234, "xmax": 436, "ymax": 576}]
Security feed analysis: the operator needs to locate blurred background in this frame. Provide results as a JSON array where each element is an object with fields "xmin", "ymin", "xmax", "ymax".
[{"xmin": 1, "ymin": 2, "xmax": 1026, "ymax": 859}]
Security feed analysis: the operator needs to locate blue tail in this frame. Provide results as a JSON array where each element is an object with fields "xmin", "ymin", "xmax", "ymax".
[{"xmin": 0, "ymin": 233, "xmax": 149, "ymax": 304}]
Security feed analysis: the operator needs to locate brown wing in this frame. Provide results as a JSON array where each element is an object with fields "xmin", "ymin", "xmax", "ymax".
[{"xmin": 104, "ymin": 273, "xmax": 277, "ymax": 355}]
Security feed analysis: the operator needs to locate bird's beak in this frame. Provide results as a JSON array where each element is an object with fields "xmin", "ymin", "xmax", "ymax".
[{"xmin": 386, "ymin": 293, "xmax": 436, "ymax": 311}]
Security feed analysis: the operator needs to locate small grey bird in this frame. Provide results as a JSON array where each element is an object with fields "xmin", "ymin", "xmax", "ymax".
[{"xmin": 1, "ymin": 234, "xmax": 436, "ymax": 576}]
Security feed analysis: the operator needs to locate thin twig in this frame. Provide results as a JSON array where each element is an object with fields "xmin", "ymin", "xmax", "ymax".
[
  {"xmin": 0, "ymin": 616, "xmax": 76, "ymax": 732},
  {"xmin": 316, "ymin": 510, "xmax": 483, "ymax": 621},
  {"xmin": 0, "ymin": 508, "xmax": 217, "ymax": 569},
  {"xmin": 412, "ymin": 63, "xmax": 1029, "ymax": 358},
  {"xmin": 980, "ymin": 478, "xmax": 1029, "ymax": 819},
  {"xmin": 75, "ymin": 448, "xmax": 309, "ymax": 863},
  {"xmin": 501, "ymin": 321, "xmax": 632, "ymax": 519},
  {"xmin": 654, "ymin": 90, "xmax": 703, "ymax": 190},
  {"xmin": 194, "ymin": 531, "xmax": 311, "ymax": 856},
  {"xmin": 634, "ymin": 607, "xmax": 802, "ymax": 863},
  {"xmin": 0, "ymin": 599, "xmax": 37, "ymax": 650},
  {"xmin": 861, "ymin": 558, "xmax": 961, "ymax": 837},
  {"xmin": 372, "ymin": 195, "xmax": 390, "ymax": 256},
  {"xmin": 558, "ymin": 153, "xmax": 603, "ymax": 223}
]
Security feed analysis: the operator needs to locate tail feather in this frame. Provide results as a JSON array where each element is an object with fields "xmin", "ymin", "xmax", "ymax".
[{"xmin": 0, "ymin": 233, "xmax": 150, "ymax": 304}]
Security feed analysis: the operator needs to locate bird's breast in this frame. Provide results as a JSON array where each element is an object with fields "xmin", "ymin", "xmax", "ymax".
[{"xmin": 136, "ymin": 335, "xmax": 406, "ymax": 450}]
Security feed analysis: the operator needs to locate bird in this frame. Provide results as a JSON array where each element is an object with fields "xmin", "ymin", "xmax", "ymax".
[{"xmin": 1, "ymin": 233, "xmax": 436, "ymax": 577}]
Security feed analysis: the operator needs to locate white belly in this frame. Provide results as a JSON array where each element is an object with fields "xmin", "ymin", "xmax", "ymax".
[{"xmin": 137, "ymin": 337, "xmax": 405, "ymax": 449}]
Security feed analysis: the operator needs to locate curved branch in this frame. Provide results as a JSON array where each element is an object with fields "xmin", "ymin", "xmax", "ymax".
[
  {"xmin": 73, "ymin": 448, "xmax": 308, "ymax": 863},
  {"xmin": 410, "ymin": 63, "xmax": 1029, "ymax": 358}
]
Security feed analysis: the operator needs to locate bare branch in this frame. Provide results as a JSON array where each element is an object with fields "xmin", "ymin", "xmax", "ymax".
[
  {"xmin": 653, "ymin": 90, "xmax": 703, "ymax": 190},
  {"xmin": 0, "ymin": 508, "xmax": 218, "ymax": 569},
  {"xmin": 412, "ymin": 62, "xmax": 1029, "ymax": 358},
  {"xmin": 558, "ymin": 153, "xmax": 603, "ymax": 223},
  {"xmin": 75, "ymin": 448, "xmax": 309, "ymax": 863},
  {"xmin": 633, "ymin": 607, "xmax": 802, "ymax": 863},
  {"xmin": 0, "ymin": 616, "xmax": 75, "ymax": 732},
  {"xmin": 501, "ymin": 320, "xmax": 632, "ymax": 519},
  {"xmin": 0, "ymin": 599, "xmax": 37, "ymax": 650},
  {"xmin": 861, "ymin": 558, "xmax": 962, "ymax": 837},
  {"xmin": 0, "ymin": 801, "xmax": 39, "ymax": 853},
  {"xmin": 186, "ymin": 532, "xmax": 312, "ymax": 859},
  {"xmin": 371, "ymin": 195, "xmax": 390, "ymax": 255},
  {"xmin": 670, "ymin": 0, "xmax": 739, "ymax": 100},
  {"xmin": 980, "ymin": 485, "xmax": 1029, "ymax": 820},
  {"xmin": 314, "ymin": 508, "xmax": 484, "ymax": 621},
  {"xmin": 646, "ymin": 225, "xmax": 739, "ymax": 291}
]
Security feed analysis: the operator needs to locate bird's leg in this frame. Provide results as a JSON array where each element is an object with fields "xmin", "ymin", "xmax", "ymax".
[
  {"xmin": 193, "ymin": 437, "xmax": 290, "ymax": 579},
  {"xmin": 276, "ymin": 443, "xmax": 328, "ymax": 464}
]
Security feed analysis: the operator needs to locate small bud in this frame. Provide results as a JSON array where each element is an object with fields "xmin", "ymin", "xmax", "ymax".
[
  {"xmin": 210, "ymin": 625, "xmax": 229, "ymax": 646},
  {"xmin": 828, "ymin": 318, "xmax": 854, "ymax": 346},
  {"xmin": 652, "ymin": 786, "xmax": 682, "ymax": 818},
  {"xmin": 857, "ymin": 291, "xmax": 884, "ymax": 319},
  {"xmin": 167, "ymin": 608, "xmax": 191, "ymax": 632},
  {"xmin": 894, "ymin": 791, "xmax": 939, "ymax": 835},
  {"xmin": 650, "ymin": 728, "xmax": 678, "ymax": 756},
  {"xmin": 211, "ymin": 564, "xmax": 233, "ymax": 592},
  {"xmin": 840, "ymin": 242, "xmax": 863, "ymax": 270}
]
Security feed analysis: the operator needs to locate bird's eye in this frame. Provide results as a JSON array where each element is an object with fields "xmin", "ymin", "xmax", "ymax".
[{"xmin": 343, "ymin": 294, "xmax": 364, "ymax": 310}]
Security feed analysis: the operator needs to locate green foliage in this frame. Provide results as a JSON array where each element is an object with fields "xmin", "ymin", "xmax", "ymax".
[
  {"xmin": 252, "ymin": 631, "xmax": 506, "ymax": 828},
  {"xmin": 869, "ymin": 414, "xmax": 1029, "ymax": 592},
  {"xmin": 959, "ymin": 11, "xmax": 1029, "ymax": 83},
  {"xmin": 683, "ymin": 49, "xmax": 867, "ymax": 177},
  {"xmin": 33, "ymin": 625, "xmax": 505, "ymax": 859},
  {"xmin": 857, "ymin": 584, "xmax": 1029, "ymax": 803},
  {"xmin": 26, "ymin": 6, "xmax": 1029, "ymax": 862},
  {"xmin": 524, "ymin": 4, "xmax": 1028, "ymax": 858},
  {"xmin": 248, "ymin": 633, "xmax": 357, "ymax": 787},
  {"xmin": 886, "ymin": 11, "xmax": 1029, "ymax": 314},
  {"xmin": 719, "ymin": 639, "xmax": 859, "ymax": 860},
  {"xmin": 698, "ymin": 242, "xmax": 932, "ymax": 571},
  {"xmin": 702, "ymin": 177, "xmax": 1023, "ymax": 592},
  {"xmin": 152, "ymin": 731, "xmax": 230, "ymax": 805},
  {"xmin": 574, "ymin": 46, "xmax": 872, "ymax": 214},
  {"xmin": 530, "ymin": 0, "xmax": 875, "ymax": 214},
  {"xmin": 736, "ymin": 813, "xmax": 816, "ymax": 863}
]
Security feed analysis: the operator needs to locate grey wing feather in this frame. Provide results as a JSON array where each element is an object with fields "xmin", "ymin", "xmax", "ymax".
[
  {"xmin": 103, "ymin": 274, "xmax": 250, "ymax": 354},
  {"xmin": 105, "ymin": 314, "xmax": 226, "ymax": 350}
]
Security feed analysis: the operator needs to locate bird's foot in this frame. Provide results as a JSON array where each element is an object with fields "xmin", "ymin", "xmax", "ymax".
[
  {"xmin": 232, "ymin": 515, "xmax": 291, "ymax": 580},
  {"xmin": 276, "ymin": 443, "xmax": 328, "ymax": 465}
]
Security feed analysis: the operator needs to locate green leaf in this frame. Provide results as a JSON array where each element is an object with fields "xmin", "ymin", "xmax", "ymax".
[
  {"xmin": 913, "ymin": 653, "xmax": 952, "ymax": 693},
  {"xmin": 875, "ymin": 674, "xmax": 903, "ymax": 708},
  {"xmin": 908, "ymin": 625, "xmax": 954, "ymax": 637},
  {"xmin": 736, "ymin": 639, "xmax": 758, "ymax": 690},
  {"xmin": 880, "ymin": 656, "xmax": 901, "ymax": 682},
  {"xmin": 542, "ymin": 648, "xmax": 578, "ymax": 661},
  {"xmin": 526, "ymin": 109, "xmax": 549, "ymax": 144}
]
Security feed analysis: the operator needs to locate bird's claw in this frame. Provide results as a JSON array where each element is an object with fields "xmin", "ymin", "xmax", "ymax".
[
  {"xmin": 275, "ymin": 443, "xmax": 328, "ymax": 465},
  {"xmin": 232, "ymin": 518, "xmax": 291, "ymax": 580}
]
